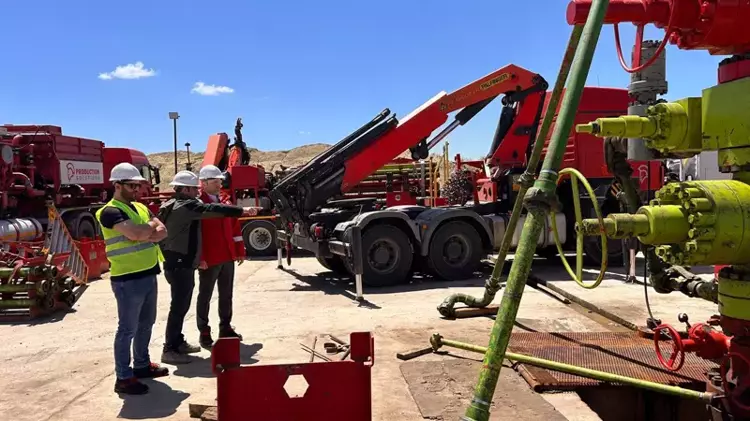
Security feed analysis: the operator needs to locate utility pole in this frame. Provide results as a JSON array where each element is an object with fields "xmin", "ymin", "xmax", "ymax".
[{"xmin": 169, "ymin": 112, "xmax": 180, "ymax": 173}]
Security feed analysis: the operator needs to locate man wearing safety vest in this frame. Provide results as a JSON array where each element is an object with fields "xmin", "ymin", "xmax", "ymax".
[
  {"xmin": 157, "ymin": 170, "xmax": 259, "ymax": 365},
  {"xmin": 195, "ymin": 165, "xmax": 247, "ymax": 348},
  {"xmin": 95, "ymin": 162, "xmax": 169, "ymax": 395}
]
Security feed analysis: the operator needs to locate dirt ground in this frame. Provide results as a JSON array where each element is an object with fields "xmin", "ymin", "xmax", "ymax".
[{"xmin": 0, "ymin": 254, "xmax": 719, "ymax": 421}]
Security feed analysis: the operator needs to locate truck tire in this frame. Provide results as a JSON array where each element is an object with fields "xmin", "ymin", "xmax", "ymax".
[
  {"xmin": 426, "ymin": 220, "xmax": 483, "ymax": 281},
  {"xmin": 316, "ymin": 255, "xmax": 350, "ymax": 276},
  {"xmin": 76, "ymin": 218, "xmax": 97, "ymax": 240},
  {"xmin": 360, "ymin": 224, "xmax": 413, "ymax": 287},
  {"xmin": 63, "ymin": 211, "xmax": 97, "ymax": 241},
  {"xmin": 242, "ymin": 220, "xmax": 277, "ymax": 256}
]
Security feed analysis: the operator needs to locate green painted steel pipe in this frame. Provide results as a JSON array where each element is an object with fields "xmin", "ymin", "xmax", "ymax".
[
  {"xmin": 430, "ymin": 334, "xmax": 715, "ymax": 404},
  {"xmin": 436, "ymin": 24, "xmax": 584, "ymax": 318},
  {"xmin": 0, "ymin": 284, "xmax": 36, "ymax": 293},
  {"xmin": 0, "ymin": 298, "xmax": 37, "ymax": 309},
  {"xmin": 463, "ymin": 2, "xmax": 612, "ymax": 420},
  {"xmin": 0, "ymin": 267, "xmax": 42, "ymax": 279}
]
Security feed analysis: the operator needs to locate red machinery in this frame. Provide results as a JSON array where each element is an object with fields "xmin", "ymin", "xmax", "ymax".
[
  {"xmin": 269, "ymin": 65, "xmax": 664, "ymax": 287},
  {"xmin": 0, "ymin": 124, "xmax": 159, "ymax": 241},
  {"xmin": 208, "ymin": 332, "xmax": 375, "ymax": 420},
  {"xmin": 568, "ymin": 0, "xmax": 750, "ymax": 417}
]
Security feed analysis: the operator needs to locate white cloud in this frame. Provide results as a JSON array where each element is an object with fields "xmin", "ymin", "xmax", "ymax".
[
  {"xmin": 191, "ymin": 82, "xmax": 235, "ymax": 96},
  {"xmin": 298, "ymin": 131, "xmax": 311, "ymax": 135},
  {"xmin": 98, "ymin": 62, "xmax": 156, "ymax": 80}
]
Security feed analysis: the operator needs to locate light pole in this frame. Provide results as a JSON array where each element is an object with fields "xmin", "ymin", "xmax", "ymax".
[{"xmin": 169, "ymin": 112, "xmax": 180, "ymax": 174}]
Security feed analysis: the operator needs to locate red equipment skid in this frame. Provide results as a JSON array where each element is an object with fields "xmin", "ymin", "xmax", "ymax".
[{"xmin": 210, "ymin": 332, "xmax": 375, "ymax": 421}]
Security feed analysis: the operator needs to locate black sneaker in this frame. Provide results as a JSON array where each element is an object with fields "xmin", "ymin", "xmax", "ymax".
[
  {"xmin": 114, "ymin": 377, "xmax": 149, "ymax": 395},
  {"xmin": 200, "ymin": 329, "xmax": 214, "ymax": 348},
  {"xmin": 133, "ymin": 363, "xmax": 169, "ymax": 379},
  {"xmin": 219, "ymin": 327, "xmax": 243, "ymax": 340}
]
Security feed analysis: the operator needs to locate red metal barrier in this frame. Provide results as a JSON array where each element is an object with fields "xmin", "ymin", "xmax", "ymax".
[{"xmin": 211, "ymin": 332, "xmax": 375, "ymax": 421}]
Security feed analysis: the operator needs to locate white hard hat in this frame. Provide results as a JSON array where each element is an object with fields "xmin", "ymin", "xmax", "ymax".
[
  {"xmin": 199, "ymin": 165, "xmax": 225, "ymax": 180},
  {"xmin": 110, "ymin": 162, "xmax": 147, "ymax": 182},
  {"xmin": 170, "ymin": 170, "xmax": 200, "ymax": 187}
]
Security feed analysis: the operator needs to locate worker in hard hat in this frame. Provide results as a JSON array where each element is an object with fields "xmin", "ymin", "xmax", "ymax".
[
  {"xmin": 157, "ymin": 170, "xmax": 259, "ymax": 365},
  {"xmin": 195, "ymin": 165, "xmax": 246, "ymax": 348},
  {"xmin": 95, "ymin": 162, "xmax": 169, "ymax": 395}
]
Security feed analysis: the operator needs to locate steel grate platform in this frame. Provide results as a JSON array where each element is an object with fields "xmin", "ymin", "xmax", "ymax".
[{"xmin": 506, "ymin": 331, "xmax": 716, "ymax": 392}]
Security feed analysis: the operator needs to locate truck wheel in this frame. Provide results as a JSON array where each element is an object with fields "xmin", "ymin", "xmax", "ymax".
[
  {"xmin": 242, "ymin": 220, "xmax": 278, "ymax": 256},
  {"xmin": 316, "ymin": 255, "xmax": 350, "ymax": 276},
  {"xmin": 427, "ymin": 220, "xmax": 483, "ymax": 281},
  {"xmin": 76, "ymin": 218, "xmax": 97, "ymax": 240},
  {"xmin": 360, "ymin": 224, "xmax": 413, "ymax": 287}
]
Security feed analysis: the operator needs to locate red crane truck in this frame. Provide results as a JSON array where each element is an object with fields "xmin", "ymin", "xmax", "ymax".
[{"xmin": 269, "ymin": 65, "xmax": 663, "ymax": 287}]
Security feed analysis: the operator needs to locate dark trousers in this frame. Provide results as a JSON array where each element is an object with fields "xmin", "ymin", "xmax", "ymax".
[
  {"xmin": 164, "ymin": 267, "xmax": 195, "ymax": 351},
  {"xmin": 196, "ymin": 261, "xmax": 235, "ymax": 332}
]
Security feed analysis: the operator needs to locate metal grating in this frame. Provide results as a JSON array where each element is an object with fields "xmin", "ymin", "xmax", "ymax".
[{"xmin": 507, "ymin": 331, "xmax": 716, "ymax": 392}]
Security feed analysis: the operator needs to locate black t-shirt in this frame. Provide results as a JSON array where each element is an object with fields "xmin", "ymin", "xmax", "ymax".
[{"xmin": 99, "ymin": 204, "xmax": 161, "ymax": 282}]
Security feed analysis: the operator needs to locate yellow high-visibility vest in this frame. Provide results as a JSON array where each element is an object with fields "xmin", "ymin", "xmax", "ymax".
[{"xmin": 95, "ymin": 199, "xmax": 164, "ymax": 277}]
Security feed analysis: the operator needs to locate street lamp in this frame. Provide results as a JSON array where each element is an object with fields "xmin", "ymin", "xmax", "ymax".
[{"xmin": 169, "ymin": 112, "xmax": 180, "ymax": 174}]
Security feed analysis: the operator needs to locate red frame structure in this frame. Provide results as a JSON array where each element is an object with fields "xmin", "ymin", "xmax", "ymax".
[{"xmin": 210, "ymin": 332, "xmax": 375, "ymax": 421}]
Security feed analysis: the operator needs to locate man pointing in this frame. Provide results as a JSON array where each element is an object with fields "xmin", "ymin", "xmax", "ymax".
[
  {"xmin": 157, "ymin": 170, "xmax": 259, "ymax": 364},
  {"xmin": 196, "ymin": 165, "xmax": 247, "ymax": 348}
]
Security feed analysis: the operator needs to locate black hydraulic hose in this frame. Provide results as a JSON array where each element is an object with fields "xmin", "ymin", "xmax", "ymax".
[
  {"xmin": 486, "ymin": 105, "xmax": 517, "ymax": 160},
  {"xmin": 274, "ymin": 108, "xmax": 391, "ymax": 190}
]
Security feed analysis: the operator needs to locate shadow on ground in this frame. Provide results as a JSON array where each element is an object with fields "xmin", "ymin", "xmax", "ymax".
[
  {"xmin": 118, "ymin": 380, "xmax": 190, "ymax": 419},
  {"xmin": 172, "ymin": 342, "xmax": 263, "ymax": 378}
]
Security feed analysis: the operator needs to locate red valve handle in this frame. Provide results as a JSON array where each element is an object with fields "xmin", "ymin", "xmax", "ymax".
[
  {"xmin": 653, "ymin": 324, "xmax": 686, "ymax": 372},
  {"xmin": 721, "ymin": 352, "xmax": 750, "ymax": 412}
]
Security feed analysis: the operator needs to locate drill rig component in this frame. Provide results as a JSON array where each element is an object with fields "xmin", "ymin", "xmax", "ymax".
[
  {"xmin": 431, "ymin": 333, "xmax": 716, "ymax": 403},
  {"xmin": 436, "ymin": 25, "xmax": 585, "ymax": 318},
  {"xmin": 570, "ymin": 0, "xmax": 750, "ymax": 417},
  {"xmin": 463, "ymin": 1, "xmax": 609, "ymax": 418},
  {"xmin": 579, "ymin": 180, "xmax": 750, "ymax": 266},
  {"xmin": 626, "ymin": 40, "xmax": 667, "ymax": 161}
]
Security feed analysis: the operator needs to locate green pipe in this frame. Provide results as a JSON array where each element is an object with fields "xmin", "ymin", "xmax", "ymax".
[
  {"xmin": 430, "ymin": 334, "xmax": 715, "ymax": 404},
  {"xmin": 437, "ymin": 24, "xmax": 584, "ymax": 318},
  {"xmin": 0, "ymin": 298, "xmax": 37, "ymax": 309},
  {"xmin": 463, "ymin": 3, "xmax": 612, "ymax": 420},
  {"xmin": 0, "ymin": 284, "xmax": 35, "ymax": 293}
]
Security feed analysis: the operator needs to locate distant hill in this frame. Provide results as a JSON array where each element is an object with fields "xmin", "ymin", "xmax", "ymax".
[
  {"xmin": 147, "ymin": 143, "xmax": 331, "ymax": 190},
  {"xmin": 147, "ymin": 142, "xmax": 463, "ymax": 191}
]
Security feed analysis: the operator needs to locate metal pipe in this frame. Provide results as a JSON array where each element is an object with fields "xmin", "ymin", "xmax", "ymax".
[
  {"xmin": 437, "ymin": 23, "xmax": 584, "ymax": 318},
  {"xmin": 427, "ymin": 120, "xmax": 461, "ymax": 150},
  {"xmin": 430, "ymin": 334, "xmax": 715, "ymax": 404},
  {"xmin": 463, "ymin": 2, "xmax": 611, "ymax": 418},
  {"xmin": 0, "ymin": 298, "xmax": 37, "ymax": 309}
]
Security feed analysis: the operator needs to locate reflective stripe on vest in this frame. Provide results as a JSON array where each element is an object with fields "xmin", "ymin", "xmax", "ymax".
[{"xmin": 95, "ymin": 199, "xmax": 163, "ymax": 277}]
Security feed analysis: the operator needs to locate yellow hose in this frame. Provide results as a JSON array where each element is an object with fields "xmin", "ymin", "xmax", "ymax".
[{"xmin": 550, "ymin": 167, "xmax": 608, "ymax": 289}]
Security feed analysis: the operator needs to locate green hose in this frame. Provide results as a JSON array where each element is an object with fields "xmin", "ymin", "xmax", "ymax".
[
  {"xmin": 430, "ymin": 334, "xmax": 715, "ymax": 404},
  {"xmin": 463, "ymin": 2, "xmax": 612, "ymax": 420},
  {"xmin": 436, "ymin": 24, "xmax": 585, "ymax": 318}
]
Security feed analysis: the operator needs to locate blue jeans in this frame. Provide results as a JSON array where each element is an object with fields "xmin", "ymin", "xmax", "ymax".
[{"xmin": 111, "ymin": 275, "xmax": 158, "ymax": 380}]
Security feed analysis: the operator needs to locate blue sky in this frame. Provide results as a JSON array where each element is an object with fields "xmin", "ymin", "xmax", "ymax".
[{"xmin": 1, "ymin": 0, "xmax": 723, "ymax": 159}]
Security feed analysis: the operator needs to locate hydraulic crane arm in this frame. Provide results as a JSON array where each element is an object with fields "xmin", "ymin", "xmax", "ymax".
[
  {"xmin": 270, "ymin": 64, "xmax": 548, "ymax": 227},
  {"xmin": 341, "ymin": 65, "xmax": 547, "ymax": 189}
]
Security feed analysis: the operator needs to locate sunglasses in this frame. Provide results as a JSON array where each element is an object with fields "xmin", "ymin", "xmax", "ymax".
[{"xmin": 120, "ymin": 182, "xmax": 142, "ymax": 190}]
